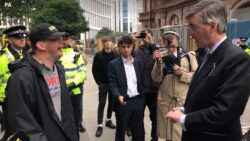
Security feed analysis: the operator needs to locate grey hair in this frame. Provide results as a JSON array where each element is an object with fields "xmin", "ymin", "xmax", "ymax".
[{"xmin": 186, "ymin": 0, "xmax": 227, "ymax": 34}]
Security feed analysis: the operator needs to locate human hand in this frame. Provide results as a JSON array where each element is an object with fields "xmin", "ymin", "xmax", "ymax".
[
  {"xmin": 153, "ymin": 50, "xmax": 162, "ymax": 64},
  {"xmin": 173, "ymin": 64, "xmax": 183, "ymax": 75},
  {"xmin": 118, "ymin": 96, "xmax": 127, "ymax": 105},
  {"xmin": 165, "ymin": 109, "xmax": 184, "ymax": 122}
]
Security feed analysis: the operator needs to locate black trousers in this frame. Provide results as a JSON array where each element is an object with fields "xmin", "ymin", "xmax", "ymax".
[
  {"xmin": 71, "ymin": 86, "xmax": 83, "ymax": 126},
  {"xmin": 97, "ymin": 83, "xmax": 114, "ymax": 124},
  {"xmin": 115, "ymin": 96, "xmax": 144, "ymax": 141},
  {"xmin": 143, "ymin": 92, "xmax": 158, "ymax": 141}
]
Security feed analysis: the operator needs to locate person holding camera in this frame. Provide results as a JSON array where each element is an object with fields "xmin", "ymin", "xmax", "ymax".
[
  {"xmin": 151, "ymin": 31, "xmax": 198, "ymax": 141},
  {"xmin": 133, "ymin": 30, "xmax": 160, "ymax": 141}
]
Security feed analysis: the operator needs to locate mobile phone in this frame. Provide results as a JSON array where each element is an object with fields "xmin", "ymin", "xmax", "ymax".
[{"xmin": 136, "ymin": 32, "xmax": 147, "ymax": 38}]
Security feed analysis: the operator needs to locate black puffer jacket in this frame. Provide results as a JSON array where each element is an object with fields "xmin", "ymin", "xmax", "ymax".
[{"xmin": 5, "ymin": 54, "xmax": 78, "ymax": 141}]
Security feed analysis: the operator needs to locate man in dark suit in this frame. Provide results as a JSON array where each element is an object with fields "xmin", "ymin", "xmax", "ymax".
[
  {"xmin": 108, "ymin": 36, "xmax": 144, "ymax": 141},
  {"xmin": 166, "ymin": 0, "xmax": 250, "ymax": 141}
]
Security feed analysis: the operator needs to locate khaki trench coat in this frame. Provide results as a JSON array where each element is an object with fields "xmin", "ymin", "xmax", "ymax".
[{"xmin": 151, "ymin": 51, "xmax": 198, "ymax": 140}]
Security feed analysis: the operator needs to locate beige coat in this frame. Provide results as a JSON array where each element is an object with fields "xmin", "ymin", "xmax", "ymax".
[{"xmin": 151, "ymin": 52, "xmax": 198, "ymax": 140}]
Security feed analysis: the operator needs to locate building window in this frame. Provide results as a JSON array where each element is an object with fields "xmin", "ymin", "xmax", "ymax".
[
  {"xmin": 146, "ymin": 0, "xmax": 150, "ymax": 12},
  {"xmin": 123, "ymin": 18, "xmax": 128, "ymax": 32},
  {"xmin": 158, "ymin": 19, "xmax": 161, "ymax": 28},
  {"xmin": 122, "ymin": 0, "xmax": 128, "ymax": 17},
  {"xmin": 170, "ymin": 14, "xmax": 179, "ymax": 25}
]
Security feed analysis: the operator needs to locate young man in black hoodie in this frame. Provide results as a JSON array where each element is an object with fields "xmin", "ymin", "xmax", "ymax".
[
  {"xmin": 92, "ymin": 36, "xmax": 117, "ymax": 137},
  {"xmin": 5, "ymin": 23, "xmax": 78, "ymax": 141}
]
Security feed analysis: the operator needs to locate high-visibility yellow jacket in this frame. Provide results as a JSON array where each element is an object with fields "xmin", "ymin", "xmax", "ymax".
[
  {"xmin": 0, "ymin": 46, "xmax": 23, "ymax": 102},
  {"xmin": 245, "ymin": 48, "xmax": 250, "ymax": 55},
  {"xmin": 60, "ymin": 47, "xmax": 86, "ymax": 95}
]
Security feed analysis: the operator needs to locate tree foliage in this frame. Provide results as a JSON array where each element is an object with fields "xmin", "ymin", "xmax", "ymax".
[
  {"xmin": 0, "ymin": 0, "xmax": 41, "ymax": 18},
  {"xmin": 30, "ymin": 0, "xmax": 89, "ymax": 35},
  {"xmin": 96, "ymin": 27, "xmax": 114, "ymax": 39}
]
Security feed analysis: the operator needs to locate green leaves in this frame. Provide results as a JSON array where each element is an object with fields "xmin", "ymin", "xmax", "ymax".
[
  {"xmin": 0, "ymin": 0, "xmax": 41, "ymax": 18},
  {"xmin": 30, "ymin": 0, "xmax": 89, "ymax": 35},
  {"xmin": 0, "ymin": 0, "xmax": 89, "ymax": 36},
  {"xmin": 96, "ymin": 27, "xmax": 114, "ymax": 39}
]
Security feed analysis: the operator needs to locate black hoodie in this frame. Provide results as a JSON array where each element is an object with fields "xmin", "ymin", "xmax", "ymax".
[{"xmin": 5, "ymin": 54, "xmax": 78, "ymax": 141}]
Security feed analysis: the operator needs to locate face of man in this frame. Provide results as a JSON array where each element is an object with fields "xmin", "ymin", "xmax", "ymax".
[
  {"xmin": 103, "ymin": 40, "xmax": 112, "ymax": 50},
  {"xmin": 62, "ymin": 37, "xmax": 71, "ymax": 47},
  {"xmin": 240, "ymin": 40, "xmax": 246, "ymax": 46},
  {"xmin": 43, "ymin": 39, "xmax": 63, "ymax": 60},
  {"xmin": 142, "ymin": 32, "xmax": 152, "ymax": 45},
  {"xmin": 163, "ymin": 34, "xmax": 178, "ymax": 54},
  {"xmin": 187, "ymin": 12, "xmax": 212, "ymax": 48},
  {"xmin": 8, "ymin": 36, "xmax": 26, "ymax": 50},
  {"xmin": 119, "ymin": 43, "xmax": 133, "ymax": 58}
]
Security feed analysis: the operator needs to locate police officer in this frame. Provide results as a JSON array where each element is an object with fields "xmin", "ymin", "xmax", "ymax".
[
  {"xmin": 0, "ymin": 26, "xmax": 27, "ymax": 103},
  {"xmin": 239, "ymin": 37, "xmax": 248, "ymax": 50},
  {"xmin": 59, "ymin": 30, "xmax": 87, "ymax": 133}
]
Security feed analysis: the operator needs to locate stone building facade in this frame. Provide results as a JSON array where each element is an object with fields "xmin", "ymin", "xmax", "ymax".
[{"xmin": 139, "ymin": 0, "xmax": 250, "ymax": 30}]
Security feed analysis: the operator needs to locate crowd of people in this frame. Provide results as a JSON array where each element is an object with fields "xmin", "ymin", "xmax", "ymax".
[{"xmin": 0, "ymin": 0, "xmax": 250, "ymax": 141}]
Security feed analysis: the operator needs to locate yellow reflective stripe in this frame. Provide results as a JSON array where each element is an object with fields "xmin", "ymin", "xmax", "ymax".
[
  {"xmin": 4, "ymin": 51, "xmax": 14, "ymax": 62},
  {"xmin": 1, "ymin": 79, "xmax": 8, "ymax": 83},
  {"xmin": 65, "ymin": 76, "xmax": 75, "ymax": 80}
]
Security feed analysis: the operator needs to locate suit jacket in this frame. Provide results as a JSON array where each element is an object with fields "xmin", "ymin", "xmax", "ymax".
[
  {"xmin": 108, "ymin": 56, "xmax": 144, "ymax": 99},
  {"xmin": 182, "ymin": 39, "xmax": 250, "ymax": 141}
]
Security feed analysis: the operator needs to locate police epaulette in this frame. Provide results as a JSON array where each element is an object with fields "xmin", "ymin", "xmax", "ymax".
[{"xmin": 0, "ymin": 50, "xmax": 5, "ymax": 55}]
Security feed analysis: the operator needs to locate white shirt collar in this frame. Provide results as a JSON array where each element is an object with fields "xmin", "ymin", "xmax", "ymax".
[
  {"xmin": 122, "ymin": 56, "xmax": 134, "ymax": 64},
  {"xmin": 208, "ymin": 36, "xmax": 227, "ymax": 54},
  {"xmin": 12, "ymin": 47, "xmax": 22, "ymax": 55},
  {"xmin": 174, "ymin": 51, "xmax": 177, "ymax": 57}
]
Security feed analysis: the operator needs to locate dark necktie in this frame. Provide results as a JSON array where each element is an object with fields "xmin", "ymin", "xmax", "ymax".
[{"xmin": 198, "ymin": 52, "xmax": 211, "ymax": 73}]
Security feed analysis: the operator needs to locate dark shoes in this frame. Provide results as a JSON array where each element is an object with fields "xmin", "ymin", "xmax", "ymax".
[
  {"xmin": 105, "ymin": 120, "xmax": 116, "ymax": 129},
  {"xmin": 78, "ymin": 124, "xmax": 86, "ymax": 133},
  {"xmin": 95, "ymin": 127, "xmax": 103, "ymax": 137}
]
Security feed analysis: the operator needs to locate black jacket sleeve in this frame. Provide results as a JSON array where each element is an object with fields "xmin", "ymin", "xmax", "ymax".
[
  {"xmin": 92, "ymin": 53, "xmax": 102, "ymax": 85},
  {"xmin": 6, "ymin": 69, "xmax": 48, "ymax": 141},
  {"xmin": 185, "ymin": 53, "xmax": 250, "ymax": 132},
  {"xmin": 108, "ymin": 62, "xmax": 120, "ymax": 98}
]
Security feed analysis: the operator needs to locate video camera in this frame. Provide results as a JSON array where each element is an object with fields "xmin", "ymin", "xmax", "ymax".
[{"xmin": 157, "ymin": 37, "xmax": 187, "ymax": 76}]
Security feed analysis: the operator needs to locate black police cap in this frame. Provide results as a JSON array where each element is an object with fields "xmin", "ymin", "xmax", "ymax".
[
  {"xmin": 3, "ymin": 25, "xmax": 27, "ymax": 37},
  {"xmin": 240, "ymin": 37, "xmax": 248, "ymax": 42}
]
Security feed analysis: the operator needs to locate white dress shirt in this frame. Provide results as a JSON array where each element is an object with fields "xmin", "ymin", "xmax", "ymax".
[{"xmin": 122, "ymin": 56, "xmax": 139, "ymax": 98}]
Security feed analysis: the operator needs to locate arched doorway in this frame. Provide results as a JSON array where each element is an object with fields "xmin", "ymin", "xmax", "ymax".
[
  {"xmin": 230, "ymin": 1, "xmax": 250, "ymax": 21},
  {"xmin": 231, "ymin": 1, "xmax": 250, "ymax": 10},
  {"xmin": 169, "ymin": 14, "xmax": 179, "ymax": 26}
]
